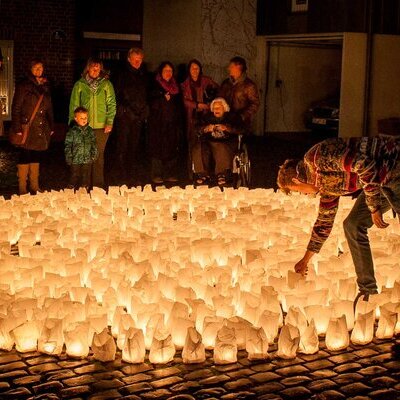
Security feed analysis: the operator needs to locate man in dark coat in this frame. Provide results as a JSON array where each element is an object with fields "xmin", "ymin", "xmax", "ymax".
[
  {"xmin": 218, "ymin": 56, "xmax": 260, "ymax": 133},
  {"xmin": 113, "ymin": 47, "xmax": 148, "ymax": 185}
]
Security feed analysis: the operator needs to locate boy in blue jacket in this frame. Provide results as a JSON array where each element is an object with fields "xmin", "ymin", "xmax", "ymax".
[{"xmin": 65, "ymin": 107, "xmax": 98, "ymax": 190}]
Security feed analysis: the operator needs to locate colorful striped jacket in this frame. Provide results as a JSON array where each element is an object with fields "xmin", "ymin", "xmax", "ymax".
[{"xmin": 304, "ymin": 137, "xmax": 400, "ymax": 253}]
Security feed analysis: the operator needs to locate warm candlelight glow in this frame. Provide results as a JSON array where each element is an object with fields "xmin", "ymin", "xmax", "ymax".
[{"xmin": 0, "ymin": 187, "xmax": 398, "ymax": 363}]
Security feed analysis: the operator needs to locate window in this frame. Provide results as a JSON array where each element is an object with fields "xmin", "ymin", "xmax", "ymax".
[
  {"xmin": 0, "ymin": 40, "xmax": 14, "ymax": 121},
  {"xmin": 291, "ymin": 0, "xmax": 308, "ymax": 13}
]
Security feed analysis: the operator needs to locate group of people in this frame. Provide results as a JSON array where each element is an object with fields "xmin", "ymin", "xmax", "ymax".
[
  {"xmin": 9, "ymin": 48, "xmax": 400, "ymax": 334},
  {"xmin": 10, "ymin": 48, "xmax": 260, "ymax": 194}
]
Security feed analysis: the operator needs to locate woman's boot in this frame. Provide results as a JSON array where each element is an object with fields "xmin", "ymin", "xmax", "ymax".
[
  {"xmin": 17, "ymin": 164, "xmax": 29, "ymax": 195},
  {"xmin": 29, "ymin": 163, "xmax": 41, "ymax": 194}
]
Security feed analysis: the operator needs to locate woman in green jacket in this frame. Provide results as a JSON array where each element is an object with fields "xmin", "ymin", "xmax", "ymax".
[{"xmin": 69, "ymin": 58, "xmax": 116, "ymax": 188}]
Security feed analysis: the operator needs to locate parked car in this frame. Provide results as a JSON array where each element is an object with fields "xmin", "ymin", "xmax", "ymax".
[{"xmin": 305, "ymin": 96, "xmax": 339, "ymax": 131}]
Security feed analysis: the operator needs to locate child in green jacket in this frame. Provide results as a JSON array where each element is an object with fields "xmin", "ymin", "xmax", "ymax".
[{"xmin": 65, "ymin": 107, "xmax": 98, "ymax": 190}]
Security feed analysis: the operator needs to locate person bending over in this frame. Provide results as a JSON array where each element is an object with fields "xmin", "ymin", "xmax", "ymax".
[{"xmin": 277, "ymin": 136, "xmax": 400, "ymax": 303}]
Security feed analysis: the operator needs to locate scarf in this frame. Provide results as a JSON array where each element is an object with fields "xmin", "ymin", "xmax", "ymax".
[
  {"xmin": 85, "ymin": 73, "xmax": 103, "ymax": 93},
  {"xmin": 156, "ymin": 73, "xmax": 179, "ymax": 95}
]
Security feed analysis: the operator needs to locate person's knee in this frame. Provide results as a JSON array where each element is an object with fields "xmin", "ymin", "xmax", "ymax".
[{"xmin": 343, "ymin": 212, "xmax": 368, "ymax": 238}]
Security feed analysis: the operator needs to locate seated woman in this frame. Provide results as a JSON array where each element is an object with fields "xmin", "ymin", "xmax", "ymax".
[{"xmin": 193, "ymin": 97, "xmax": 244, "ymax": 186}]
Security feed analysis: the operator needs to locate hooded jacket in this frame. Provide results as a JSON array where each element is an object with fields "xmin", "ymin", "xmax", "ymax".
[
  {"xmin": 64, "ymin": 123, "xmax": 98, "ymax": 165},
  {"xmin": 69, "ymin": 74, "xmax": 116, "ymax": 129}
]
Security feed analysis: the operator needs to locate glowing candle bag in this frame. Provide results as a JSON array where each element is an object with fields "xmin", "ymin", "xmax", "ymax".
[
  {"xmin": 277, "ymin": 324, "xmax": 300, "ymax": 359},
  {"xmin": 171, "ymin": 317, "xmax": 195, "ymax": 349},
  {"xmin": 214, "ymin": 326, "xmax": 237, "ymax": 365},
  {"xmin": 376, "ymin": 305, "xmax": 397, "ymax": 339},
  {"xmin": 149, "ymin": 328, "xmax": 175, "ymax": 364},
  {"xmin": 92, "ymin": 328, "xmax": 117, "ymax": 362},
  {"xmin": 116, "ymin": 314, "xmax": 136, "ymax": 350},
  {"xmin": 202, "ymin": 316, "xmax": 224, "ymax": 350},
  {"xmin": 225, "ymin": 317, "xmax": 251, "ymax": 350},
  {"xmin": 12, "ymin": 321, "xmax": 40, "ymax": 353},
  {"xmin": 285, "ymin": 307, "xmax": 308, "ymax": 335},
  {"xmin": 246, "ymin": 326, "xmax": 269, "ymax": 360},
  {"xmin": 325, "ymin": 315, "xmax": 349, "ymax": 351},
  {"xmin": 351, "ymin": 310, "xmax": 375, "ymax": 345},
  {"xmin": 0, "ymin": 316, "xmax": 14, "ymax": 351},
  {"xmin": 182, "ymin": 327, "xmax": 206, "ymax": 364},
  {"xmin": 258, "ymin": 310, "xmax": 280, "ymax": 344},
  {"xmin": 298, "ymin": 319, "xmax": 319, "ymax": 355},
  {"xmin": 64, "ymin": 322, "xmax": 90, "ymax": 358},
  {"xmin": 122, "ymin": 327, "xmax": 145, "ymax": 364},
  {"xmin": 38, "ymin": 318, "xmax": 64, "ymax": 356}
]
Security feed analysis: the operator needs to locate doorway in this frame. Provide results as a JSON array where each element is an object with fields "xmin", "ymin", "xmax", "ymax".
[{"xmin": 264, "ymin": 33, "xmax": 343, "ymax": 136}]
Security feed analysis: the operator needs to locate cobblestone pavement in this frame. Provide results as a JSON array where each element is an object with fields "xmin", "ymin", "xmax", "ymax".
[{"xmin": 0, "ymin": 337, "xmax": 399, "ymax": 400}]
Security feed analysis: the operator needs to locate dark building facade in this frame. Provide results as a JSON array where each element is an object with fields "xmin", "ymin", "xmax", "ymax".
[{"xmin": 0, "ymin": 0, "xmax": 143, "ymax": 122}]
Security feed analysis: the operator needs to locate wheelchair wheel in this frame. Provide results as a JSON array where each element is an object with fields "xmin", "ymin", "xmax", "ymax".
[{"xmin": 234, "ymin": 145, "xmax": 251, "ymax": 188}]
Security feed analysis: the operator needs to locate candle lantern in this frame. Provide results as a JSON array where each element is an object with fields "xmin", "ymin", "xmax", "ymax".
[
  {"xmin": 304, "ymin": 305, "xmax": 331, "ymax": 335},
  {"xmin": 325, "ymin": 315, "xmax": 349, "ymax": 351},
  {"xmin": 277, "ymin": 323, "xmax": 300, "ymax": 359},
  {"xmin": 170, "ymin": 317, "xmax": 195, "ymax": 349},
  {"xmin": 149, "ymin": 327, "xmax": 175, "ymax": 364},
  {"xmin": 12, "ymin": 321, "xmax": 40, "ymax": 353},
  {"xmin": 38, "ymin": 318, "xmax": 64, "ymax": 355},
  {"xmin": 182, "ymin": 327, "xmax": 206, "ymax": 364},
  {"xmin": 351, "ymin": 309, "xmax": 375, "ymax": 345},
  {"xmin": 122, "ymin": 327, "xmax": 145, "ymax": 363},
  {"xmin": 92, "ymin": 328, "xmax": 116, "ymax": 362},
  {"xmin": 145, "ymin": 313, "xmax": 164, "ymax": 350},
  {"xmin": 116, "ymin": 314, "xmax": 136, "ymax": 350},
  {"xmin": 298, "ymin": 319, "xmax": 319, "ymax": 354},
  {"xmin": 64, "ymin": 322, "xmax": 90, "ymax": 358},
  {"xmin": 285, "ymin": 306, "xmax": 308, "ymax": 335},
  {"xmin": 331, "ymin": 300, "xmax": 354, "ymax": 330},
  {"xmin": 111, "ymin": 306, "xmax": 127, "ymax": 337},
  {"xmin": 214, "ymin": 326, "xmax": 237, "ymax": 364},
  {"xmin": 202, "ymin": 316, "xmax": 224, "ymax": 350},
  {"xmin": 0, "ymin": 316, "xmax": 14, "ymax": 351},
  {"xmin": 225, "ymin": 316, "xmax": 252, "ymax": 350},
  {"xmin": 258, "ymin": 310, "xmax": 280, "ymax": 344},
  {"xmin": 376, "ymin": 304, "xmax": 397, "ymax": 339},
  {"xmin": 246, "ymin": 326, "xmax": 269, "ymax": 360}
]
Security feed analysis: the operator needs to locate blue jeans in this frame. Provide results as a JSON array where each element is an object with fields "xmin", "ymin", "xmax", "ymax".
[{"xmin": 343, "ymin": 164, "xmax": 400, "ymax": 294}]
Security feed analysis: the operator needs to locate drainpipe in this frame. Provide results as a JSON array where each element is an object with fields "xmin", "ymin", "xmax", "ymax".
[
  {"xmin": 363, "ymin": 0, "xmax": 373, "ymax": 136},
  {"xmin": 263, "ymin": 42, "xmax": 271, "ymax": 136}
]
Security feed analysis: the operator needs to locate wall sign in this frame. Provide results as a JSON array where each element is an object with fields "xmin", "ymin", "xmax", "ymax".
[{"xmin": 291, "ymin": 0, "xmax": 308, "ymax": 13}]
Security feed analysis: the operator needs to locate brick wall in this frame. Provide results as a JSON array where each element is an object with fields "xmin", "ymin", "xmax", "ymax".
[{"xmin": 0, "ymin": 0, "xmax": 77, "ymax": 122}]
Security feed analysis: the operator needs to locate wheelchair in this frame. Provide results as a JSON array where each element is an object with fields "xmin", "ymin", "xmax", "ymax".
[
  {"xmin": 191, "ymin": 134, "xmax": 251, "ymax": 188},
  {"xmin": 232, "ymin": 134, "xmax": 251, "ymax": 188}
]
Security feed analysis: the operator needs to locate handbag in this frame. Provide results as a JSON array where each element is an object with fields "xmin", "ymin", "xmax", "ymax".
[{"xmin": 9, "ymin": 94, "xmax": 44, "ymax": 146}]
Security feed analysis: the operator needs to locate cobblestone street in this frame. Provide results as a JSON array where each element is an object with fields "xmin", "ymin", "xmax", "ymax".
[{"xmin": 0, "ymin": 336, "xmax": 399, "ymax": 400}]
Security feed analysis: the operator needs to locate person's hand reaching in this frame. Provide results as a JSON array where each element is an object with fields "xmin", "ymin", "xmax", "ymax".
[
  {"xmin": 294, "ymin": 258, "xmax": 309, "ymax": 276},
  {"xmin": 371, "ymin": 209, "xmax": 389, "ymax": 229}
]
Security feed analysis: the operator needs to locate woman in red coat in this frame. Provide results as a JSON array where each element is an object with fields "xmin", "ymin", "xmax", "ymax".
[{"xmin": 180, "ymin": 60, "xmax": 218, "ymax": 174}]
